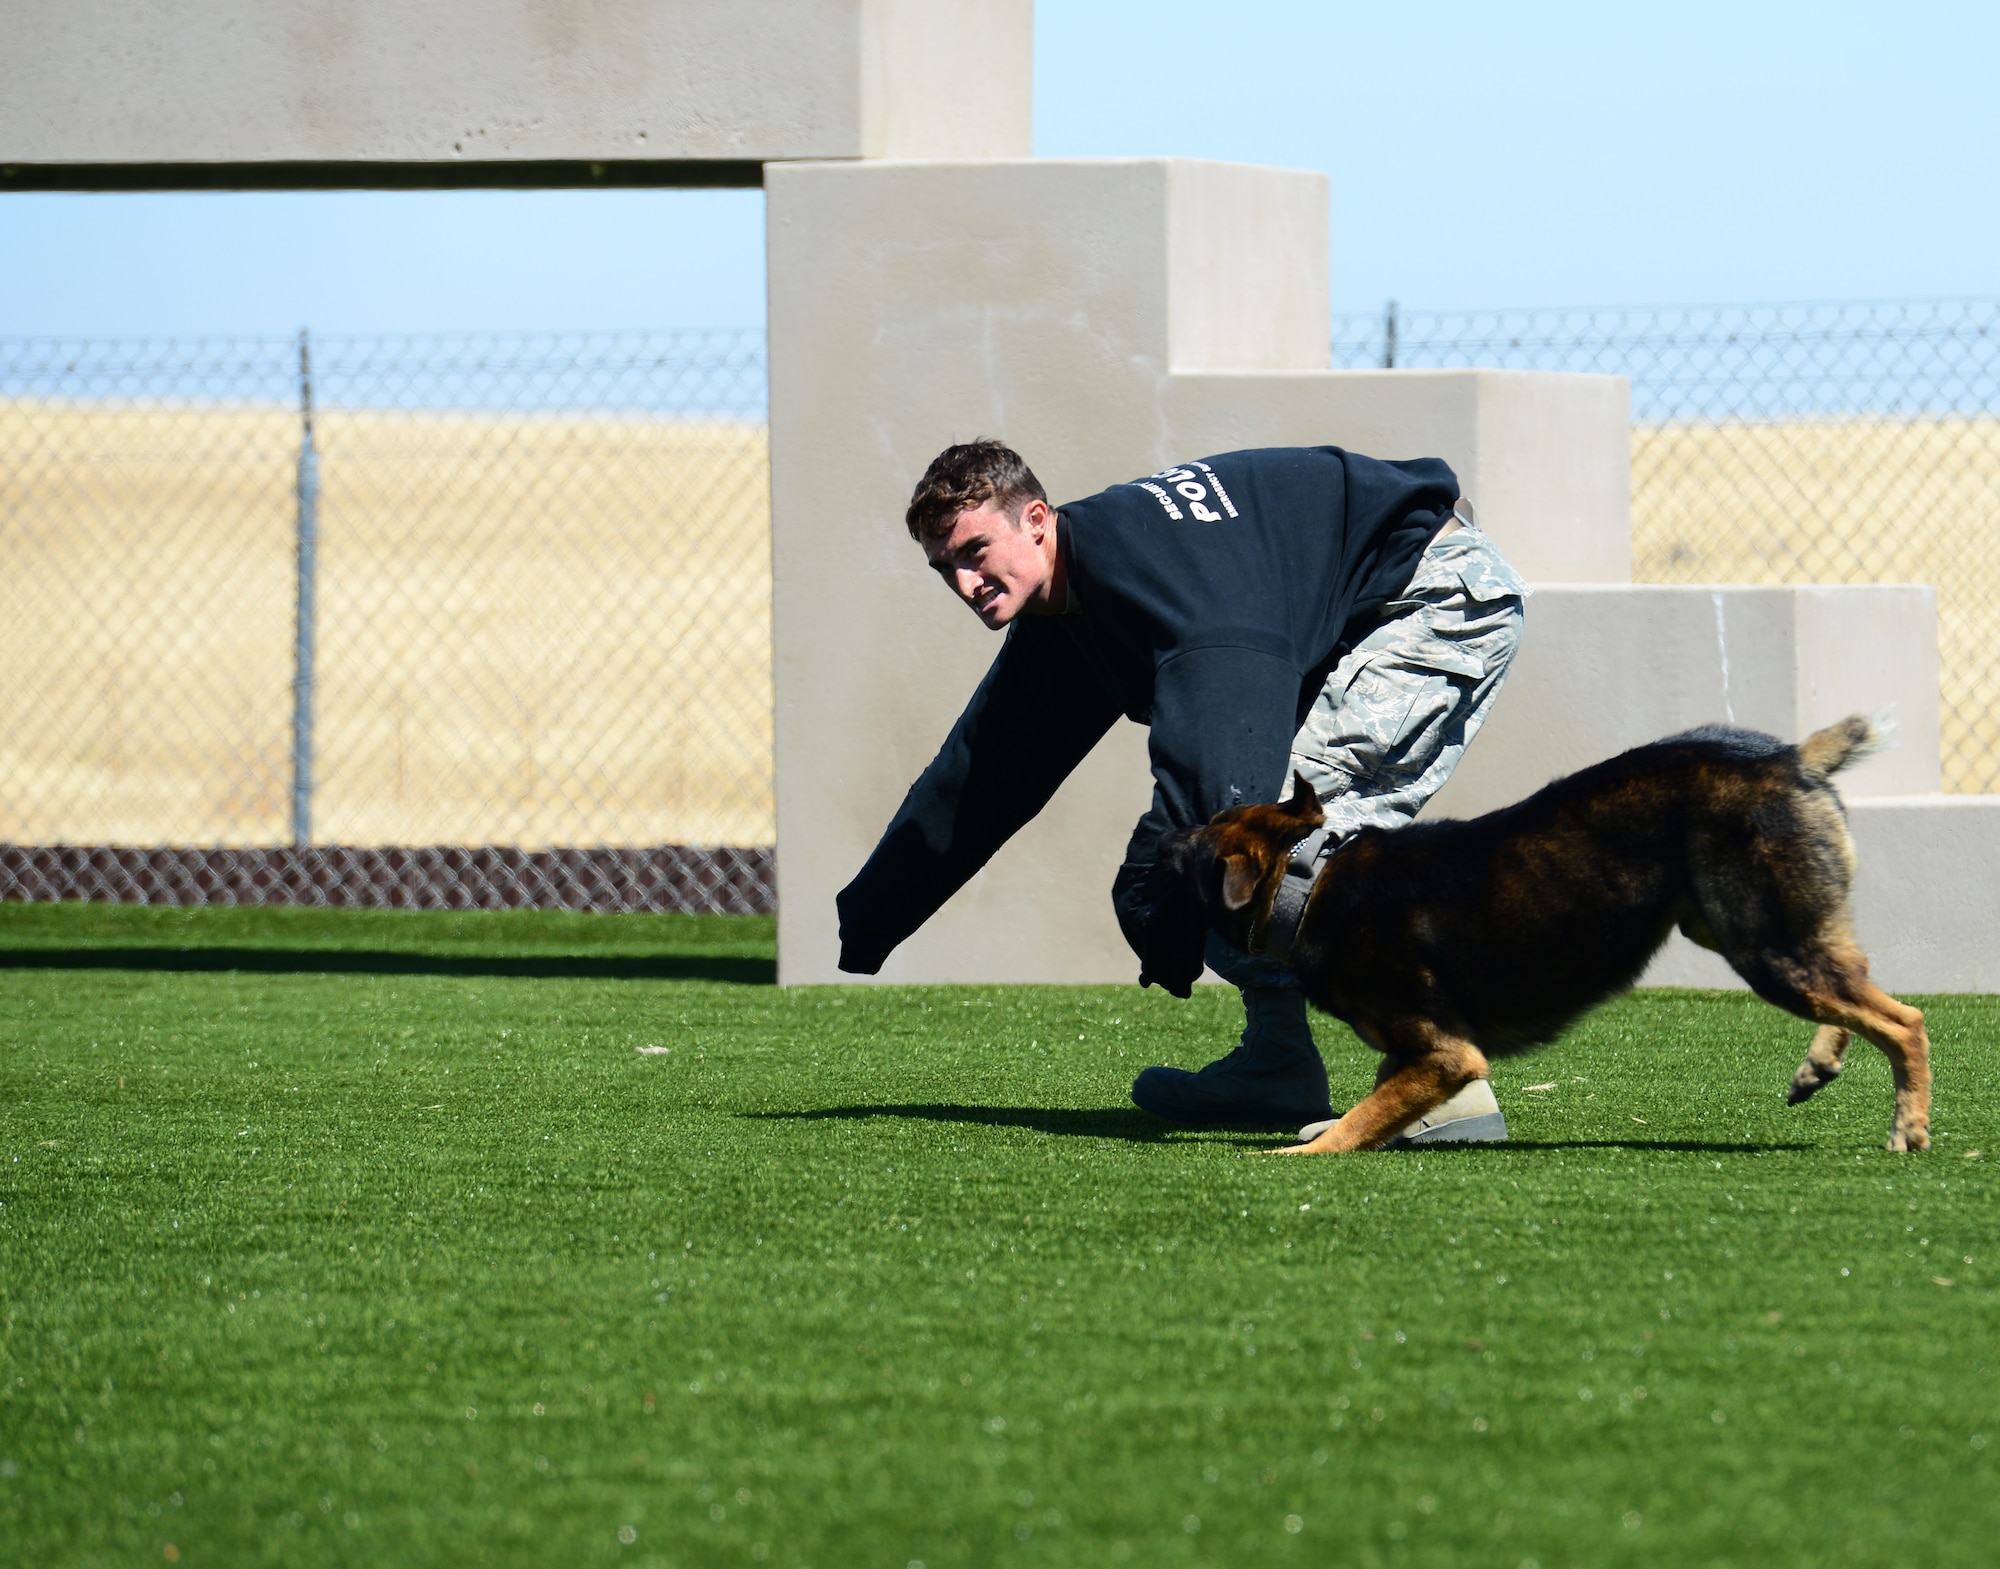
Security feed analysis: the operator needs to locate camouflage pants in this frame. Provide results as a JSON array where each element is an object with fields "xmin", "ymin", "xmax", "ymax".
[
  {"xmin": 1207, "ymin": 520, "xmax": 1526, "ymax": 989},
  {"xmin": 1290, "ymin": 522, "xmax": 1526, "ymax": 841}
]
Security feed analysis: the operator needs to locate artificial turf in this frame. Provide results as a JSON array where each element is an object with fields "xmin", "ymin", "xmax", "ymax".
[{"xmin": 1, "ymin": 902, "xmax": 1995, "ymax": 1568}]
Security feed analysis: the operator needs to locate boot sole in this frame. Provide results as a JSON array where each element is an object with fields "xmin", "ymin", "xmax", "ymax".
[
  {"xmin": 1388, "ymin": 1110, "xmax": 1509, "ymax": 1147},
  {"xmin": 1134, "ymin": 1111, "xmax": 1339, "ymax": 1133},
  {"xmin": 1130, "ymin": 1093, "xmax": 1336, "ymax": 1133},
  {"xmin": 1295, "ymin": 1110, "xmax": 1510, "ymax": 1147}
]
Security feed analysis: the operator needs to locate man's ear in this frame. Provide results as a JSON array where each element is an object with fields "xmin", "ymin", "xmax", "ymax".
[{"xmin": 1219, "ymin": 853, "xmax": 1260, "ymax": 912}]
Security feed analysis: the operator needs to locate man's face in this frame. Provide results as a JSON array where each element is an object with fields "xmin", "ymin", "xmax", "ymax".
[{"xmin": 923, "ymin": 499, "xmax": 1053, "ymax": 629}]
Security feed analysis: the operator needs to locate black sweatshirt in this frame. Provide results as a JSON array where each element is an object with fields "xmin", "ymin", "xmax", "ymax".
[{"xmin": 835, "ymin": 446, "xmax": 1459, "ymax": 977}]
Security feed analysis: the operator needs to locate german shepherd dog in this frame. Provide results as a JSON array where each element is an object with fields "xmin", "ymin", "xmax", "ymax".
[{"xmin": 1141, "ymin": 718, "xmax": 1931, "ymax": 1155}]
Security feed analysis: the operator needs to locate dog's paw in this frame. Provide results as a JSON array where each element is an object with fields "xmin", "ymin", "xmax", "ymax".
[
  {"xmin": 1787, "ymin": 1060, "xmax": 1840, "ymax": 1105},
  {"xmin": 1267, "ymin": 1130, "xmax": 1345, "ymax": 1155}
]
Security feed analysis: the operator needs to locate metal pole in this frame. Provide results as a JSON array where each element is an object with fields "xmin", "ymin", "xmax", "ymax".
[
  {"xmin": 1382, "ymin": 298, "xmax": 1398, "ymax": 369},
  {"xmin": 291, "ymin": 329, "xmax": 319, "ymax": 848}
]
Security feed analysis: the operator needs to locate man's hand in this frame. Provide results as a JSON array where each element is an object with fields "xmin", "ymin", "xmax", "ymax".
[
  {"xmin": 837, "ymin": 940, "xmax": 887, "ymax": 976},
  {"xmin": 1130, "ymin": 842, "xmax": 1210, "ymax": 999}
]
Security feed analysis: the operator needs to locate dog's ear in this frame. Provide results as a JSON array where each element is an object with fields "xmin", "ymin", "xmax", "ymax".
[
  {"xmin": 1281, "ymin": 769, "xmax": 1326, "ymax": 827},
  {"xmin": 1218, "ymin": 853, "xmax": 1260, "ymax": 911}
]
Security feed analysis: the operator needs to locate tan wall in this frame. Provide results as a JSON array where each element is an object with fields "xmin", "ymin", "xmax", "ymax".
[{"xmin": 3, "ymin": 0, "xmax": 1032, "ymax": 167}]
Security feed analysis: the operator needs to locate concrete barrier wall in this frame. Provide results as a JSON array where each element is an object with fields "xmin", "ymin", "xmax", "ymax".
[
  {"xmin": 1425, "ymin": 583, "xmax": 1942, "ymax": 818},
  {"xmin": 765, "ymin": 156, "xmax": 1979, "ymax": 990},
  {"xmin": 768, "ymin": 159, "xmax": 1205, "ymax": 986},
  {"xmin": 767, "ymin": 157, "xmax": 1647, "ymax": 985},
  {"xmin": 765, "ymin": 159, "xmax": 1937, "ymax": 989},
  {"xmin": 3, "ymin": 0, "xmax": 1032, "ymax": 166},
  {"xmin": 1164, "ymin": 372, "xmax": 1632, "ymax": 583},
  {"xmin": 1646, "ymin": 797, "xmax": 2000, "ymax": 993}
]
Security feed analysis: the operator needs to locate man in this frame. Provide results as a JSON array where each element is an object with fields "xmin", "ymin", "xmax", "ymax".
[{"xmin": 835, "ymin": 439, "xmax": 1525, "ymax": 1139}]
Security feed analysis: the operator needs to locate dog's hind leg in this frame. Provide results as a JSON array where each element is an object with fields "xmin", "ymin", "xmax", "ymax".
[
  {"xmin": 1813, "ymin": 963, "xmax": 1929, "ymax": 1153},
  {"xmin": 1787, "ymin": 1025, "xmax": 1851, "ymax": 1104},
  {"xmin": 1745, "ymin": 943, "xmax": 1930, "ymax": 1152},
  {"xmin": 1276, "ymin": 1021, "xmax": 1489, "ymax": 1154},
  {"xmin": 1694, "ymin": 803, "xmax": 1925, "ymax": 1148}
]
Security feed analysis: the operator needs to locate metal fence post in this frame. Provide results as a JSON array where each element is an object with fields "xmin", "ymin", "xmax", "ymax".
[
  {"xmin": 292, "ymin": 330, "xmax": 319, "ymax": 848},
  {"xmin": 1382, "ymin": 299, "xmax": 1398, "ymax": 369}
]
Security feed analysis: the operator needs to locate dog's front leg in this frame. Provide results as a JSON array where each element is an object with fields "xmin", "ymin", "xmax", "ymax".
[{"xmin": 1275, "ymin": 1026, "xmax": 1490, "ymax": 1154}]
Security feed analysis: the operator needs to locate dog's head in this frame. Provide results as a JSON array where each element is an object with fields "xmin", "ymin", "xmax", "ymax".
[{"xmin": 1137, "ymin": 772, "xmax": 1327, "ymax": 996}]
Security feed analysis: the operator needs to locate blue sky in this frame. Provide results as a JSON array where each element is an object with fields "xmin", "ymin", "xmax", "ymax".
[{"xmin": 3, "ymin": 1, "xmax": 1995, "ymax": 335}]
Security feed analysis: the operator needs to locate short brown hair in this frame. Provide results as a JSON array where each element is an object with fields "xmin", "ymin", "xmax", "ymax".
[{"xmin": 905, "ymin": 439, "xmax": 1048, "ymax": 544}]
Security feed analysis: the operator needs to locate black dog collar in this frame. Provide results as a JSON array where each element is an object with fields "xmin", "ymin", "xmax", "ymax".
[{"xmin": 1251, "ymin": 825, "xmax": 1331, "ymax": 965}]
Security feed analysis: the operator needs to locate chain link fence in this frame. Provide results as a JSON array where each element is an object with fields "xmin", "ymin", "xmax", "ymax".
[
  {"xmin": 0, "ymin": 331, "xmax": 774, "ymax": 911},
  {"xmin": 1335, "ymin": 298, "xmax": 2000, "ymax": 792},
  {"xmin": 5, "ymin": 301, "xmax": 1997, "ymax": 917}
]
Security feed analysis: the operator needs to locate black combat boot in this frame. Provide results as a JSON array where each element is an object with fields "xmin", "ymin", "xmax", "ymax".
[{"xmin": 1129, "ymin": 985, "xmax": 1336, "ymax": 1130}]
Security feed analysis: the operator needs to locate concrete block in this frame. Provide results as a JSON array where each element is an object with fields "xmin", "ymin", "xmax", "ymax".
[
  {"xmin": 768, "ymin": 157, "xmax": 1342, "ymax": 985},
  {"xmin": 1845, "ymin": 797, "xmax": 2000, "ymax": 992},
  {"xmin": 1644, "ymin": 796, "xmax": 2000, "ymax": 994},
  {"xmin": 1164, "ymin": 162, "xmax": 1331, "ymax": 372},
  {"xmin": 767, "ymin": 157, "xmax": 1671, "ymax": 985},
  {"xmin": 3, "ymin": 0, "xmax": 1033, "ymax": 166},
  {"xmin": 1791, "ymin": 584, "xmax": 1943, "ymax": 780},
  {"xmin": 1164, "ymin": 369, "xmax": 1633, "ymax": 582},
  {"xmin": 1427, "ymin": 583, "xmax": 1942, "ymax": 821},
  {"xmin": 861, "ymin": 0, "xmax": 1034, "ymax": 160}
]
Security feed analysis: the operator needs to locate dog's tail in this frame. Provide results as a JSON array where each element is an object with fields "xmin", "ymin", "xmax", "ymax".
[{"xmin": 1797, "ymin": 715, "xmax": 1883, "ymax": 784}]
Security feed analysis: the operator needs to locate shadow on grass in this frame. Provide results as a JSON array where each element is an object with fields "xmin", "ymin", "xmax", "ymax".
[
  {"xmin": 748, "ymin": 1103, "xmax": 1244, "ymax": 1143},
  {"xmin": 1505, "ymin": 1138, "xmax": 1812, "ymax": 1153},
  {"xmin": 0, "ymin": 947, "xmax": 775, "ymax": 985},
  {"xmin": 753, "ymin": 1108, "xmax": 1813, "ymax": 1156}
]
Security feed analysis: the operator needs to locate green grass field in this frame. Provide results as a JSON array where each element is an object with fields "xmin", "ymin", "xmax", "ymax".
[{"xmin": 2, "ymin": 903, "xmax": 1996, "ymax": 1568}]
